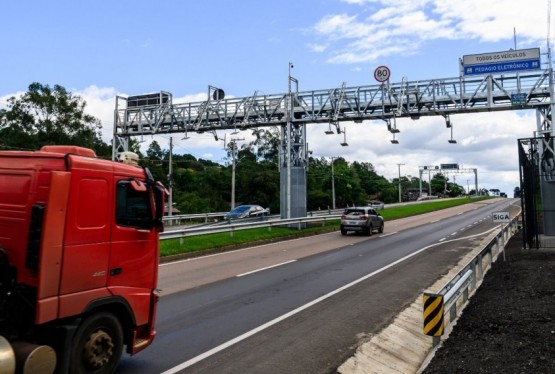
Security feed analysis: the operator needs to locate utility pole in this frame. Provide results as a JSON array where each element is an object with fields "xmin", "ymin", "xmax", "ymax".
[
  {"xmin": 168, "ymin": 137, "xmax": 173, "ymax": 217},
  {"xmin": 428, "ymin": 169, "xmax": 432, "ymax": 196},
  {"xmin": 331, "ymin": 157, "xmax": 336, "ymax": 209},
  {"xmin": 397, "ymin": 163, "xmax": 404, "ymax": 203},
  {"xmin": 231, "ymin": 140, "xmax": 236, "ymax": 209}
]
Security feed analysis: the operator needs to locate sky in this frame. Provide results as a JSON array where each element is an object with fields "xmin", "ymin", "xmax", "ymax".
[{"xmin": 1, "ymin": 0, "xmax": 554, "ymax": 197}]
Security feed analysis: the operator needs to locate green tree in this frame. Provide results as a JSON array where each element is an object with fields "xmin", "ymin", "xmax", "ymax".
[
  {"xmin": 0, "ymin": 82, "xmax": 109, "ymax": 156},
  {"xmin": 233, "ymin": 146, "xmax": 280, "ymax": 212},
  {"xmin": 141, "ymin": 140, "xmax": 167, "ymax": 183},
  {"xmin": 431, "ymin": 173, "xmax": 448, "ymax": 196},
  {"xmin": 251, "ymin": 127, "xmax": 280, "ymax": 164},
  {"xmin": 307, "ymin": 157, "xmax": 334, "ymax": 209}
]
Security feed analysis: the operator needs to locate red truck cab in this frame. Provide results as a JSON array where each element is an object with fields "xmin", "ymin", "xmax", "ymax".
[{"xmin": 0, "ymin": 146, "xmax": 166, "ymax": 374}]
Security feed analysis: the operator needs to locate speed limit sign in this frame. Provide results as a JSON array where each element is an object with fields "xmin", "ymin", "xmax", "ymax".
[{"xmin": 374, "ymin": 66, "xmax": 391, "ymax": 82}]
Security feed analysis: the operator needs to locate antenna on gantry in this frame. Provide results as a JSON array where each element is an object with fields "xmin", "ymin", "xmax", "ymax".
[
  {"xmin": 548, "ymin": 0, "xmax": 552, "ymax": 49},
  {"xmin": 548, "ymin": 0, "xmax": 553, "ymax": 68}
]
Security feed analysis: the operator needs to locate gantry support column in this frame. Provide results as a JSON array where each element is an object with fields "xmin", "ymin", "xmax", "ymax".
[{"xmin": 280, "ymin": 122, "xmax": 308, "ymax": 219}]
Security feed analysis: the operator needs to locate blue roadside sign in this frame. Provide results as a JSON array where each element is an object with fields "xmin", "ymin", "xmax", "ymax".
[
  {"xmin": 464, "ymin": 59, "xmax": 541, "ymax": 76},
  {"xmin": 462, "ymin": 48, "xmax": 541, "ymax": 76}
]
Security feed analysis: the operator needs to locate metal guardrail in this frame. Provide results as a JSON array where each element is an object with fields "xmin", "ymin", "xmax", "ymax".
[
  {"xmin": 160, "ymin": 215, "xmax": 342, "ymax": 241},
  {"xmin": 422, "ymin": 216, "xmax": 519, "ymax": 345},
  {"xmin": 162, "ymin": 209, "xmax": 346, "ymax": 225},
  {"xmin": 162, "ymin": 212, "xmax": 226, "ymax": 224}
]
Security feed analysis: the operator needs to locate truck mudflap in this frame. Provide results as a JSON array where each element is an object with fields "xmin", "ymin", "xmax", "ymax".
[{"xmin": 130, "ymin": 289, "xmax": 159, "ymax": 355}]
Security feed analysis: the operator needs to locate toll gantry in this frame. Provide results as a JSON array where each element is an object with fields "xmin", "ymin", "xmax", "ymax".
[{"xmin": 114, "ymin": 68, "xmax": 554, "ymax": 217}]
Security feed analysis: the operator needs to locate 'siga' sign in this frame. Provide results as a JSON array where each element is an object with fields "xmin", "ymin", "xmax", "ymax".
[{"xmin": 492, "ymin": 211, "xmax": 510, "ymax": 223}]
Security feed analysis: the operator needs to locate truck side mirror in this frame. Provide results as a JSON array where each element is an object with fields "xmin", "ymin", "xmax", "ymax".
[{"xmin": 152, "ymin": 182, "xmax": 168, "ymax": 232}]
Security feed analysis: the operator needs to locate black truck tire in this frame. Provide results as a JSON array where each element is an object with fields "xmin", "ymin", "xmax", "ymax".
[{"xmin": 69, "ymin": 312, "xmax": 124, "ymax": 374}]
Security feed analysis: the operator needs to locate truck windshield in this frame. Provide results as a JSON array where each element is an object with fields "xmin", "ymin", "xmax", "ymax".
[{"xmin": 116, "ymin": 180, "xmax": 152, "ymax": 229}]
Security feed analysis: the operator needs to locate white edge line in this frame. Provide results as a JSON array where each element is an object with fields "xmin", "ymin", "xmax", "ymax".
[
  {"xmin": 236, "ymin": 260, "xmax": 297, "ymax": 277},
  {"xmin": 160, "ymin": 232, "xmax": 339, "ymax": 267},
  {"xmin": 379, "ymin": 231, "xmax": 397, "ymax": 238},
  {"xmin": 161, "ymin": 226, "xmax": 499, "ymax": 374}
]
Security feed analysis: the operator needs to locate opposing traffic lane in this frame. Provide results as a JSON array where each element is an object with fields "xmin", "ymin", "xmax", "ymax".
[{"xmin": 157, "ymin": 199, "xmax": 506, "ymax": 295}]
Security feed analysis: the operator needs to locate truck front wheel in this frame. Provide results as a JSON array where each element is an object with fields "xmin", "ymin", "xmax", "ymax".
[{"xmin": 70, "ymin": 312, "xmax": 124, "ymax": 374}]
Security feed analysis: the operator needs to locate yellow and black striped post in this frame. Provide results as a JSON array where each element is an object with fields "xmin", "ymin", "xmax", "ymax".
[{"xmin": 423, "ymin": 292, "xmax": 444, "ymax": 336}]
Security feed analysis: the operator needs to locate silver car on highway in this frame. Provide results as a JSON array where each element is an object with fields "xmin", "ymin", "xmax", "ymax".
[{"xmin": 340, "ymin": 207, "xmax": 384, "ymax": 236}]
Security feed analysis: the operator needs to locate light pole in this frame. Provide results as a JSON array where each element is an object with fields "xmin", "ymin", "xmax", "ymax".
[
  {"xmin": 286, "ymin": 62, "xmax": 296, "ymax": 218},
  {"xmin": 397, "ymin": 163, "xmax": 404, "ymax": 203}
]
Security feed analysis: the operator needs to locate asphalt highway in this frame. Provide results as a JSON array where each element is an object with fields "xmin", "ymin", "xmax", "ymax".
[{"xmin": 116, "ymin": 198, "xmax": 519, "ymax": 374}]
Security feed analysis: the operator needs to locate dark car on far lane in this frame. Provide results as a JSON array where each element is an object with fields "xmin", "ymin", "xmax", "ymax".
[{"xmin": 224, "ymin": 205, "xmax": 270, "ymax": 220}]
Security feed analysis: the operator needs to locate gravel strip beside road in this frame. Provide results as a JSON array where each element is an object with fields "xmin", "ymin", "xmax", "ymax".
[{"xmin": 421, "ymin": 231, "xmax": 555, "ymax": 373}]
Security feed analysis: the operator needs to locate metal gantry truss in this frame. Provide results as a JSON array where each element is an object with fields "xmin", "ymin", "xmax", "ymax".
[
  {"xmin": 113, "ymin": 68, "xmax": 554, "ymax": 217},
  {"xmin": 114, "ymin": 69, "xmax": 554, "ymax": 154},
  {"xmin": 418, "ymin": 166, "xmax": 478, "ymax": 197}
]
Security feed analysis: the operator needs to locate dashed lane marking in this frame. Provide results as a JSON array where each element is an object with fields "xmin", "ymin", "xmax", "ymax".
[{"xmin": 236, "ymin": 260, "xmax": 297, "ymax": 277}]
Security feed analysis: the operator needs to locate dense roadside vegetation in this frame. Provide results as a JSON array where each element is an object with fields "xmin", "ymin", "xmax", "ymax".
[
  {"xmin": 138, "ymin": 138, "xmax": 476, "ymax": 215},
  {"xmin": 160, "ymin": 196, "xmax": 493, "ymax": 258},
  {"xmin": 0, "ymin": 83, "xmax": 112, "ymax": 157},
  {"xmin": 1, "ymin": 84, "xmax": 487, "ymax": 215}
]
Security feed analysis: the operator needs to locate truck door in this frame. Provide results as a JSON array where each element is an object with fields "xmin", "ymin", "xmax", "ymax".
[
  {"xmin": 108, "ymin": 179, "xmax": 158, "ymax": 326},
  {"xmin": 58, "ymin": 171, "xmax": 111, "ymax": 302}
]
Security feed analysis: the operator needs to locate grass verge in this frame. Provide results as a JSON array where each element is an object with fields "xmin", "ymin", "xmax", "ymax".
[{"xmin": 160, "ymin": 196, "xmax": 493, "ymax": 258}]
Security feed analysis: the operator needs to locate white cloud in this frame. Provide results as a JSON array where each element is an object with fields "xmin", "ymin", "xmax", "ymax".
[
  {"xmin": 308, "ymin": 43, "xmax": 328, "ymax": 53},
  {"xmin": 76, "ymin": 85, "xmax": 119, "ymax": 143},
  {"xmin": 433, "ymin": 0, "xmax": 547, "ymax": 43},
  {"xmin": 307, "ymin": 109, "xmax": 533, "ymax": 194},
  {"xmin": 341, "ymin": 0, "xmax": 373, "ymax": 4},
  {"xmin": 2, "ymin": 82, "xmax": 531, "ymax": 194},
  {"xmin": 313, "ymin": 0, "xmax": 551, "ymax": 64}
]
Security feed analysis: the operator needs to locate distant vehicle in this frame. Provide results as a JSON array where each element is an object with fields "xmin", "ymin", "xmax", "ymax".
[
  {"xmin": 340, "ymin": 207, "xmax": 384, "ymax": 236},
  {"xmin": 416, "ymin": 196, "xmax": 439, "ymax": 201},
  {"xmin": 500, "ymin": 192, "xmax": 507, "ymax": 198},
  {"xmin": 368, "ymin": 200, "xmax": 385, "ymax": 210},
  {"xmin": 225, "ymin": 204, "xmax": 270, "ymax": 220}
]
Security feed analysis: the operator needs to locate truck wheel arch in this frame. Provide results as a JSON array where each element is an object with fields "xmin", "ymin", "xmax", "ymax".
[{"xmin": 82, "ymin": 296, "xmax": 136, "ymax": 352}]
